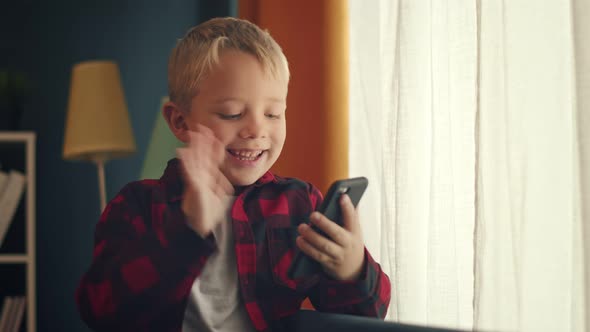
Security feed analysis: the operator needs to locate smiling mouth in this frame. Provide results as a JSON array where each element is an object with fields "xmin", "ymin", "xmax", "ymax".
[{"xmin": 227, "ymin": 149, "xmax": 265, "ymax": 161}]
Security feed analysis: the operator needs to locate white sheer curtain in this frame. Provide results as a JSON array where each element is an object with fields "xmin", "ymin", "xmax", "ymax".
[
  {"xmin": 349, "ymin": 1, "xmax": 589, "ymax": 331},
  {"xmin": 574, "ymin": 1, "xmax": 590, "ymax": 330}
]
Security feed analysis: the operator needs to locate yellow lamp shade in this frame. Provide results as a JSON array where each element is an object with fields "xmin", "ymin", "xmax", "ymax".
[{"xmin": 63, "ymin": 60, "xmax": 136, "ymax": 162}]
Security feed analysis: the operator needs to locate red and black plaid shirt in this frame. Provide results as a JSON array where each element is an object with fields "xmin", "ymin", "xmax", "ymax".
[{"xmin": 76, "ymin": 159, "xmax": 391, "ymax": 331}]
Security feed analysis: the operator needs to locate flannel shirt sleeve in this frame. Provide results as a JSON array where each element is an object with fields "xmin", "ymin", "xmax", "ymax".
[
  {"xmin": 306, "ymin": 184, "xmax": 392, "ymax": 319},
  {"xmin": 75, "ymin": 183, "xmax": 216, "ymax": 331}
]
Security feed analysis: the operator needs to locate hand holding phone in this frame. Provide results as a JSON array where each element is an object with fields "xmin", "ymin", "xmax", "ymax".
[{"xmin": 288, "ymin": 177, "xmax": 368, "ymax": 280}]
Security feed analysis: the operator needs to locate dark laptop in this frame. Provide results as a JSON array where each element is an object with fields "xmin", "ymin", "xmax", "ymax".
[{"xmin": 283, "ymin": 310, "xmax": 466, "ymax": 332}]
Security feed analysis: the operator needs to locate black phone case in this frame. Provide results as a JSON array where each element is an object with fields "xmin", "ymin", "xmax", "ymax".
[{"xmin": 287, "ymin": 177, "xmax": 368, "ymax": 279}]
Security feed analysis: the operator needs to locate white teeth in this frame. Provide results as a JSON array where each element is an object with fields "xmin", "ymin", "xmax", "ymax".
[{"xmin": 229, "ymin": 150, "xmax": 263, "ymax": 160}]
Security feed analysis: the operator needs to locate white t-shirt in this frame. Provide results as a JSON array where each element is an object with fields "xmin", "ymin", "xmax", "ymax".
[{"xmin": 182, "ymin": 216, "xmax": 256, "ymax": 332}]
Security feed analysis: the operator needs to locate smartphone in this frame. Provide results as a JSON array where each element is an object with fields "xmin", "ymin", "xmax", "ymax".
[{"xmin": 287, "ymin": 177, "xmax": 369, "ymax": 279}]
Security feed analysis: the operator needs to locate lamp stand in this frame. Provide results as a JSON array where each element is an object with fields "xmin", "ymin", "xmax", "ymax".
[{"xmin": 95, "ymin": 159, "xmax": 107, "ymax": 212}]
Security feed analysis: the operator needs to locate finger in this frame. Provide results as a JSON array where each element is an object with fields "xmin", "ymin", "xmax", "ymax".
[
  {"xmin": 188, "ymin": 133, "xmax": 205, "ymax": 155},
  {"xmin": 176, "ymin": 148, "xmax": 188, "ymax": 171},
  {"xmin": 187, "ymin": 131, "xmax": 216, "ymax": 171},
  {"xmin": 187, "ymin": 129, "xmax": 212, "ymax": 150},
  {"xmin": 297, "ymin": 223, "xmax": 341, "ymax": 260},
  {"xmin": 211, "ymin": 135, "xmax": 227, "ymax": 165},
  {"xmin": 309, "ymin": 212, "xmax": 349, "ymax": 247},
  {"xmin": 340, "ymin": 194, "xmax": 360, "ymax": 235},
  {"xmin": 179, "ymin": 140, "xmax": 216, "ymax": 191},
  {"xmin": 177, "ymin": 148, "xmax": 195, "ymax": 173},
  {"xmin": 195, "ymin": 123, "xmax": 215, "ymax": 138},
  {"xmin": 176, "ymin": 148, "xmax": 197, "ymax": 185},
  {"xmin": 192, "ymin": 126, "xmax": 226, "ymax": 166},
  {"xmin": 190, "ymin": 136, "xmax": 228, "ymax": 194},
  {"xmin": 184, "ymin": 130, "xmax": 228, "ymax": 194},
  {"xmin": 195, "ymin": 124, "xmax": 223, "ymax": 151},
  {"xmin": 214, "ymin": 170, "xmax": 234, "ymax": 196},
  {"xmin": 296, "ymin": 236, "xmax": 336, "ymax": 266}
]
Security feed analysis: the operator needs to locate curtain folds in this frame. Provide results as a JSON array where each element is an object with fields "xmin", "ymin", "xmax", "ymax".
[
  {"xmin": 350, "ymin": 1, "xmax": 589, "ymax": 331},
  {"xmin": 350, "ymin": 1, "xmax": 477, "ymax": 329},
  {"xmin": 476, "ymin": 2, "xmax": 585, "ymax": 330},
  {"xmin": 573, "ymin": 0, "xmax": 590, "ymax": 330}
]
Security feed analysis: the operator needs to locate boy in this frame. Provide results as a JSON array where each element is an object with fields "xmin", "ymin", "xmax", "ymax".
[{"xmin": 76, "ymin": 17, "xmax": 390, "ymax": 332}]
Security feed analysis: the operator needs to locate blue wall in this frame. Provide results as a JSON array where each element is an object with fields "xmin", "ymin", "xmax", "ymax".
[{"xmin": 1, "ymin": 0, "xmax": 233, "ymax": 330}]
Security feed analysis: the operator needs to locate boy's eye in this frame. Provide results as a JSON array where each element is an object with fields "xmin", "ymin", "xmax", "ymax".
[
  {"xmin": 266, "ymin": 113, "xmax": 281, "ymax": 119},
  {"xmin": 218, "ymin": 113, "xmax": 242, "ymax": 120}
]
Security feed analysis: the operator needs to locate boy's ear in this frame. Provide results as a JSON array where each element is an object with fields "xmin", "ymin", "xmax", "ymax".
[{"xmin": 162, "ymin": 101, "xmax": 190, "ymax": 143}]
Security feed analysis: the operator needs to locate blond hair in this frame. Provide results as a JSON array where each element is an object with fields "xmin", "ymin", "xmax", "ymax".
[{"xmin": 168, "ymin": 17, "xmax": 290, "ymax": 107}]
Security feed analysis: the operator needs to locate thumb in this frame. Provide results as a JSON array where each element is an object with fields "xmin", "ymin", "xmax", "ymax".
[{"xmin": 340, "ymin": 194, "xmax": 360, "ymax": 235}]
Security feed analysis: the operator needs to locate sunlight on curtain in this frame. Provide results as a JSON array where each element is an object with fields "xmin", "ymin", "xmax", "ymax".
[
  {"xmin": 573, "ymin": 0, "xmax": 590, "ymax": 330},
  {"xmin": 350, "ymin": 0, "xmax": 589, "ymax": 331},
  {"xmin": 349, "ymin": 0, "xmax": 476, "ymax": 329},
  {"xmin": 475, "ymin": 2, "xmax": 586, "ymax": 331}
]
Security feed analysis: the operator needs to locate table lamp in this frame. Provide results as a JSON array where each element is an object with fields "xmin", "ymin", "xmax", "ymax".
[{"xmin": 63, "ymin": 60, "xmax": 136, "ymax": 212}]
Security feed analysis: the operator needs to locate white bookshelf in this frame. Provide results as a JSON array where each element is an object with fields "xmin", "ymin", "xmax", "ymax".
[{"xmin": 0, "ymin": 132, "xmax": 36, "ymax": 332}]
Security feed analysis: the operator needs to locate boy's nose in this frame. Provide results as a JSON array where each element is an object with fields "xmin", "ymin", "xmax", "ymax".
[{"xmin": 239, "ymin": 116, "xmax": 266, "ymax": 139}]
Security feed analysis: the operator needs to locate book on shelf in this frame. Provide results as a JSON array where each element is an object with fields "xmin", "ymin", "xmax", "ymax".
[
  {"xmin": 0, "ymin": 297, "xmax": 13, "ymax": 331},
  {"xmin": 11, "ymin": 296, "xmax": 26, "ymax": 332},
  {"xmin": 5, "ymin": 297, "xmax": 17, "ymax": 332},
  {"xmin": 0, "ymin": 296, "xmax": 26, "ymax": 332},
  {"xmin": 0, "ymin": 169, "xmax": 26, "ymax": 247}
]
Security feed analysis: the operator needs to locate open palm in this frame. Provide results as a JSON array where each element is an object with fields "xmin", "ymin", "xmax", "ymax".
[{"xmin": 177, "ymin": 124, "xmax": 234, "ymax": 237}]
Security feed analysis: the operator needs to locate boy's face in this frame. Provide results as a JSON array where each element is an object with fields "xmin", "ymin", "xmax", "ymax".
[{"xmin": 183, "ymin": 50, "xmax": 288, "ymax": 186}]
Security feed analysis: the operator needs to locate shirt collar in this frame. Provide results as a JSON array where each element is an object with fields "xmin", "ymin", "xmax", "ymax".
[{"xmin": 160, "ymin": 158, "xmax": 278, "ymax": 202}]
